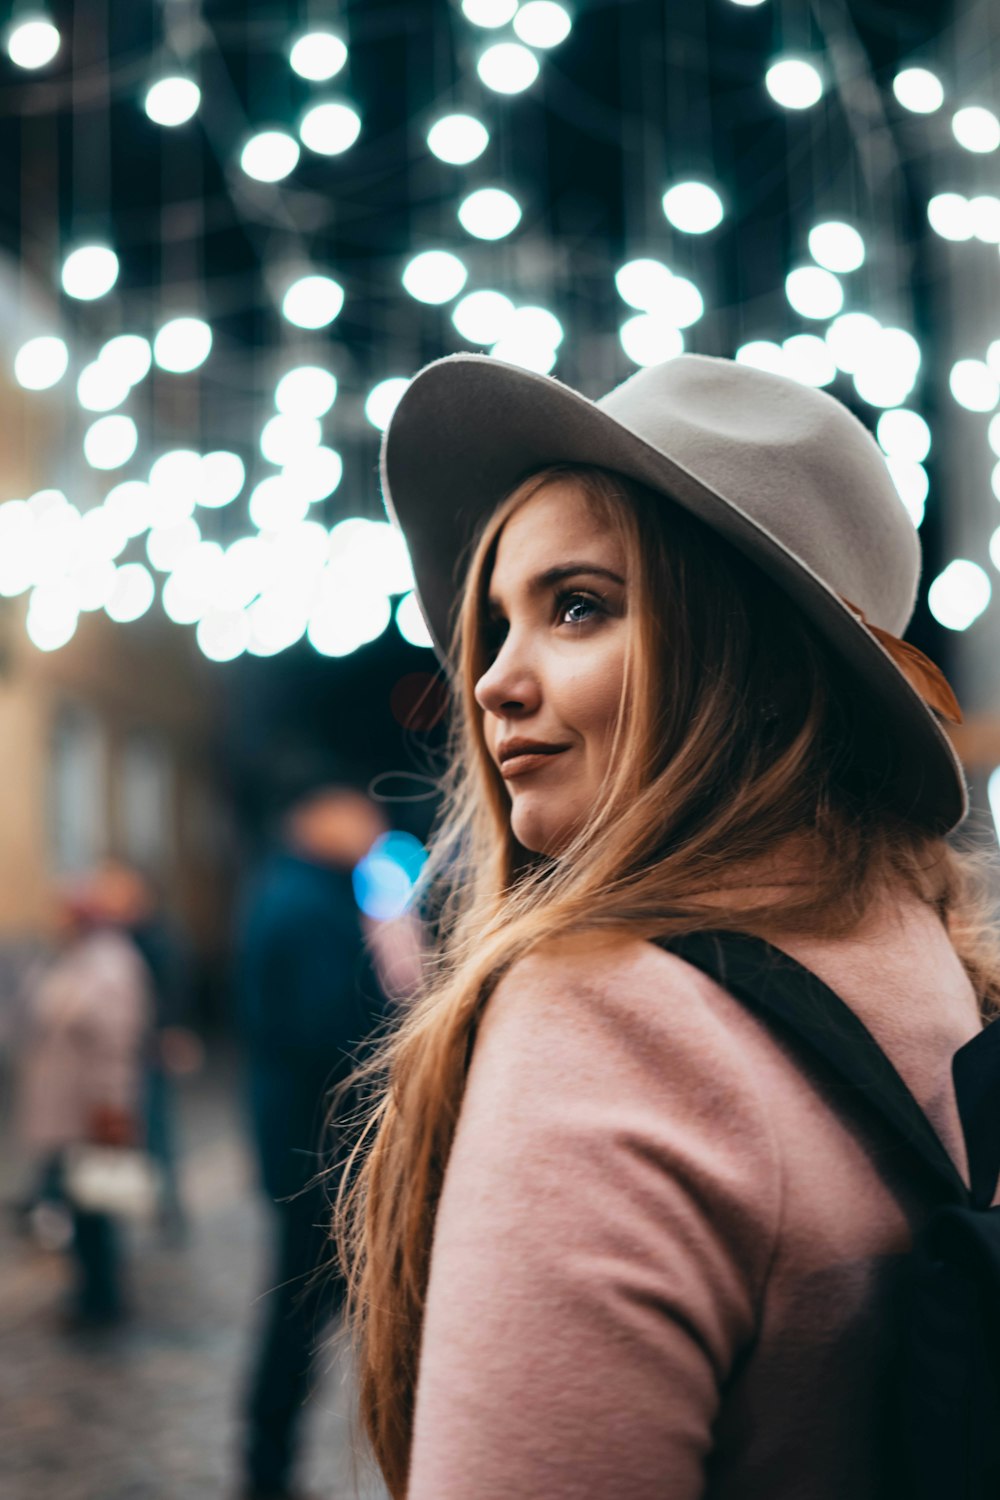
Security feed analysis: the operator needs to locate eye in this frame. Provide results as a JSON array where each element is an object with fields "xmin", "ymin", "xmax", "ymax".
[{"xmin": 556, "ymin": 590, "xmax": 604, "ymax": 626}]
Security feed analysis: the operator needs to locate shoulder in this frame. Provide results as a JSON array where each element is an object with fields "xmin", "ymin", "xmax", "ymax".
[
  {"xmin": 471, "ymin": 932, "xmax": 783, "ymax": 1198},
  {"xmin": 480, "ymin": 930, "xmax": 773, "ymax": 1089}
]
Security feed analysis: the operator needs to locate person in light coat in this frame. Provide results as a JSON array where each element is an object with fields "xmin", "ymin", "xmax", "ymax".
[{"xmin": 18, "ymin": 880, "xmax": 153, "ymax": 1326}]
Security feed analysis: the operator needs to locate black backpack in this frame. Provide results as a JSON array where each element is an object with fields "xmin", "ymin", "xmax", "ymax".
[{"xmin": 654, "ymin": 929, "xmax": 1000, "ymax": 1500}]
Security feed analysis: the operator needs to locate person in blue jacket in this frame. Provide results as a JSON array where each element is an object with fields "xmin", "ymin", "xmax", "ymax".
[{"xmin": 236, "ymin": 780, "xmax": 398, "ymax": 1500}]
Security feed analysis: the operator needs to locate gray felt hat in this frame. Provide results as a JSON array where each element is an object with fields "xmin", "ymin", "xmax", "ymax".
[{"xmin": 380, "ymin": 351, "xmax": 967, "ymax": 832}]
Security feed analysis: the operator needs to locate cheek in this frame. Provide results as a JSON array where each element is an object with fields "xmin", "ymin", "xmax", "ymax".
[{"xmin": 558, "ymin": 639, "xmax": 627, "ymax": 749}]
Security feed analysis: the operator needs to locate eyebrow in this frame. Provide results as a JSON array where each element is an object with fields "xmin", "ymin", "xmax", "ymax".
[{"xmin": 486, "ymin": 562, "xmax": 625, "ymax": 616}]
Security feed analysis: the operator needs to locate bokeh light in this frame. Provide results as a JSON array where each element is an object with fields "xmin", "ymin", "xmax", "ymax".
[
  {"xmin": 949, "ymin": 359, "xmax": 999, "ymax": 412},
  {"xmin": 289, "ymin": 32, "xmax": 348, "ymax": 82},
  {"xmin": 77, "ymin": 360, "xmax": 130, "ymax": 413},
  {"xmin": 105, "ymin": 562, "xmax": 155, "ymax": 623},
  {"xmin": 884, "ymin": 458, "xmax": 929, "ymax": 528},
  {"xmin": 260, "ymin": 414, "xmax": 322, "ymax": 467},
  {"xmin": 15, "ymin": 334, "xmax": 68, "ymax": 390},
  {"xmin": 892, "ymin": 67, "xmax": 944, "ymax": 114},
  {"xmin": 197, "ymin": 452, "xmax": 246, "ymax": 509},
  {"xmin": 274, "ymin": 367, "xmax": 337, "ymax": 418},
  {"xmin": 952, "ymin": 106, "xmax": 1000, "ymax": 153},
  {"xmin": 396, "ymin": 592, "xmax": 435, "ymax": 649},
  {"xmin": 661, "ymin": 182, "xmax": 723, "ymax": 234},
  {"xmin": 513, "ymin": 2, "xmax": 572, "ymax": 47},
  {"xmin": 765, "ymin": 58, "xmax": 823, "ymax": 109},
  {"xmin": 785, "ymin": 266, "xmax": 843, "ymax": 319},
  {"xmin": 61, "ymin": 244, "xmax": 119, "ymax": 300},
  {"xmin": 281, "ymin": 446, "xmax": 343, "ymax": 503},
  {"xmin": 7, "ymin": 17, "xmax": 60, "ymax": 69},
  {"xmin": 876, "ymin": 409, "xmax": 931, "ymax": 463},
  {"xmin": 282, "ymin": 274, "xmax": 344, "ymax": 329},
  {"xmin": 927, "ymin": 192, "xmax": 973, "ymax": 241},
  {"xmin": 84, "ymin": 415, "xmax": 138, "ymax": 470},
  {"xmin": 735, "ymin": 340, "xmax": 785, "ymax": 374},
  {"xmin": 299, "ymin": 102, "xmax": 362, "ymax": 155},
  {"xmin": 153, "ymin": 317, "xmax": 212, "ymax": 373},
  {"xmin": 427, "ymin": 113, "xmax": 489, "ymax": 165},
  {"xmin": 402, "ymin": 250, "xmax": 468, "ymax": 304},
  {"xmin": 352, "ymin": 832, "xmax": 428, "ymax": 921},
  {"xmin": 98, "ymin": 334, "xmax": 152, "ymax": 385},
  {"xmin": 144, "ymin": 76, "xmax": 201, "ymax": 126},
  {"xmin": 477, "ymin": 42, "xmax": 540, "ymax": 94},
  {"xmin": 781, "ymin": 334, "xmax": 836, "ymax": 387},
  {"xmin": 463, "ymin": 0, "xmax": 518, "ymax": 27},
  {"xmin": 458, "ymin": 187, "xmax": 522, "ymax": 239},
  {"xmin": 927, "ymin": 560, "xmax": 991, "ymax": 630},
  {"xmin": 619, "ymin": 316, "xmax": 684, "ymax": 367},
  {"xmin": 241, "ymin": 130, "xmax": 300, "ymax": 182},
  {"xmin": 808, "ymin": 222, "xmax": 865, "ymax": 273},
  {"xmin": 452, "ymin": 289, "xmax": 515, "ymax": 344}
]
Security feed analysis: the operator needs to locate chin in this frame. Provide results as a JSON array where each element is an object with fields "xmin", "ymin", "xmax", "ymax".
[{"xmin": 510, "ymin": 798, "xmax": 576, "ymax": 858}]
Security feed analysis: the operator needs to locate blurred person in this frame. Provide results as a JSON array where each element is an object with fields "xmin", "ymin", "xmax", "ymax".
[
  {"xmin": 333, "ymin": 353, "xmax": 1000, "ymax": 1500},
  {"xmin": 17, "ymin": 877, "xmax": 154, "ymax": 1329},
  {"xmin": 236, "ymin": 782, "xmax": 420, "ymax": 1500},
  {"xmin": 93, "ymin": 858, "xmax": 201, "ymax": 1238}
]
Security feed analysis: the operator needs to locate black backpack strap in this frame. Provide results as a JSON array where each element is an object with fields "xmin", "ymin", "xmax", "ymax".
[
  {"xmin": 952, "ymin": 1019, "xmax": 1000, "ymax": 1211},
  {"xmin": 655, "ymin": 929, "xmax": 970, "ymax": 1205}
]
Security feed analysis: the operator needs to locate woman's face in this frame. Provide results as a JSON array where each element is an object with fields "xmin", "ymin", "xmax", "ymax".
[{"xmin": 474, "ymin": 480, "xmax": 630, "ymax": 856}]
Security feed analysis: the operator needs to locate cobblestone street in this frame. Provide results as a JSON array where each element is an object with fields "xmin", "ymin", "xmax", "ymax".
[{"xmin": 0, "ymin": 1058, "xmax": 388, "ymax": 1500}]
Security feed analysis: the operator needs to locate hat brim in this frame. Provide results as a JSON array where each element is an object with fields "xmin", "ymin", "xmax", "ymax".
[{"xmin": 381, "ymin": 353, "xmax": 967, "ymax": 832}]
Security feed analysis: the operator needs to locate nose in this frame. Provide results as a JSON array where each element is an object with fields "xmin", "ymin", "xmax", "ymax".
[{"xmin": 474, "ymin": 632, "xmax": 542, "ymax": 718}]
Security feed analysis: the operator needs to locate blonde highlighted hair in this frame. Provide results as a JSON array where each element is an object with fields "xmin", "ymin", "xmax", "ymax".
[{"xmin": 335, "ymin": 464, "xmax": 1000, "ymax": 1498}]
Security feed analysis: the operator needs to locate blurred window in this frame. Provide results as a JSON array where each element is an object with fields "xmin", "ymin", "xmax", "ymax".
[
  {"xmin": 121, "ymin": 731, "xmax": 173, "ymax": 870},
  {"xmin": 50, "ymin": 702, "xmax": 106, "ymax": 872}
]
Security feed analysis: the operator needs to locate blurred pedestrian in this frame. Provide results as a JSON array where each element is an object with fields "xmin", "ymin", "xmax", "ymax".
[
  {"xmin": 93, "ymin": 858, "xmax": 201, "ymax": 1239},
  {"xmin": 236, "ymin": 782, "xmax": 419, "ymax": 1500},
  {"xmin": 17, "ymin": 878, "xmax": 154, "ymax": 1329}
]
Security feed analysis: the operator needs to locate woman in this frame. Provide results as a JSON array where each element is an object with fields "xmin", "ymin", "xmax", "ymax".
[
  {"xmin": 337, "ymin": 353, "xmax": 999, "ymax": 1499},
  {"xmin": 19, "ymin": 876, "xmax": 153, "ymax": 1326}
]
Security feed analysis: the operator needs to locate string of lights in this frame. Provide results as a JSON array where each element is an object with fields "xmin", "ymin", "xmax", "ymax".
[{"xmin": 0, "ymin": 0, "xmax": 997, "ymax": 663}]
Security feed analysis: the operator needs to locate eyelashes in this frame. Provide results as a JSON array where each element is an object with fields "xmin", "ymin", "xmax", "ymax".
[{"xmin": 555, "ymin": 588, "xmax": 606, "ymax": 627}]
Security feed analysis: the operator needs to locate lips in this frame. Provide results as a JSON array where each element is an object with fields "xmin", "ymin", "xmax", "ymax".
[{"xmin": 498, "ymin": 744, "xmax": 570, "ymax": 779}]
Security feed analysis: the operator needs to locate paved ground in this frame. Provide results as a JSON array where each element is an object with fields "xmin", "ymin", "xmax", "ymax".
[{"xmin": 0, "ymin": 1056, "xmax": 389, "ymax": 1500}]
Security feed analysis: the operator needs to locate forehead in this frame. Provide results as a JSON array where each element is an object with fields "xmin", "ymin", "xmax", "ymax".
[{"xmin": 488, "ymin": 482, "xmax": 623, "ymax": 592}]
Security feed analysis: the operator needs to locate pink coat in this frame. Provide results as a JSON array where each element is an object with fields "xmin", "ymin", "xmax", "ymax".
[
  {"xmin": 407, "ymin": 886, "xmax": 984, "ymax": 1499},
  {"xmin": 18, "ymin": 929, "xmax": 153, "ymax": 1153}
]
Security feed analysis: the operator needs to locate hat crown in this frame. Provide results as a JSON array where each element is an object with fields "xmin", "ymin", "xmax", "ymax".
[{"xmin": 597, "ymin": 355, "xmax": 920, "ymax": 636}]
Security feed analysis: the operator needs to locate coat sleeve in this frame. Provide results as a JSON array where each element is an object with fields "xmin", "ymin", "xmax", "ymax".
[{"xmin": 406, "ymin": 940, "xmax": 783, "ymax": 1500}]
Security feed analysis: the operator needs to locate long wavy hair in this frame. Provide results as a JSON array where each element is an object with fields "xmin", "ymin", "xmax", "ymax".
[{"xmin": 335, "ymin": 463, "xmax": 1000, "ymax": 1498}]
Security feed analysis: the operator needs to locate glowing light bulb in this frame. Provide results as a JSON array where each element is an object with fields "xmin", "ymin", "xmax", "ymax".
[
  {"xmin": 300, "ymin": 101, "xmax": 361, "ymax": 155},
  {"xmin": 7, "ymin": 16, "xmax": 60, "ymax": 70},
  {"xmin": 892, "ymin": 68, "xmax": 943, "ymax": 114},
  {"xmin": 402, "ymin": 250, "xmax": 468, "ymax": 304},
  {"xmin": 144, "ymin": 76, "xmax": 200, "ymax": 126},
  {"xmin": 14, "ymin": 335, "xmax": 68, "ymax": 390},
  {"xmin": 282, "ymin": 274, "xmax": 344, "ymax": 329},
  {"xmin": 661, "ymin": 182, "xmax": 724, "ymax": 234},
  {"xmin": 153, "ymin": 317, "xmax": 212, "ymax": 373},
  {"xmin": 289, "ymin": 31, "xmax": 347, "ymax": 82},
  {"xmin": 458, "ymin": 187, "xmax": 522, "ymax": 240},
  {"xmin": 477, "ymin": 42, "xmax": 539, "ymax": 94},
  {"xmin": 765, "ymin": 58, "xmax": 823, "ymax": 110},
  {"xmin": 241, "ymin": 130, "xmax": 300, "ymax": 182},
  {"xmin": 83, "ymin": 415, "xmax": 138, "ymax": 471},
  {"xmin": 427, "ymin": 114, "xmax": 489, "ymax": 165},
  {"xmin": 61, "ymin": 245, "xmax": 119, "ymax": 301}
]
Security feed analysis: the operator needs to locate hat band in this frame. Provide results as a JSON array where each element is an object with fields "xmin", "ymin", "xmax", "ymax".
[{"xmin": 841, "ymin": 598, "xmax": 962, "ymax": 725}]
